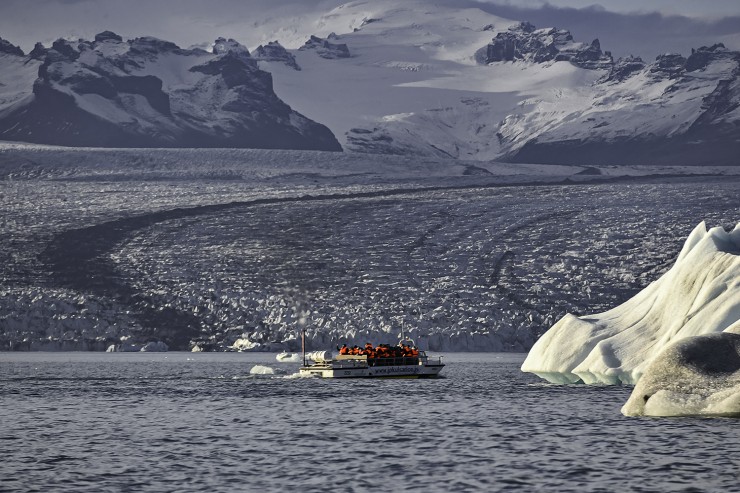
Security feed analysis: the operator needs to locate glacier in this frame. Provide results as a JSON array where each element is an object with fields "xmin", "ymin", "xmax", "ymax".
[
  {"xmin": 521, "ymin": 221, "xmax": 740, "ymax": 385},
  {"xmin": 621, "ymin": 329, "xmax": 740, "ymax": 417},
  {"xmin": 0, "ymin": 144, "xmax": 737, "ymax": 352}
]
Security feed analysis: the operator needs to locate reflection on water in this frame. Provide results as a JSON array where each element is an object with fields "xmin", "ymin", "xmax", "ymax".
[{"xmin": 1, "ymin": 352, "xmax": 738, "ymax": 492}]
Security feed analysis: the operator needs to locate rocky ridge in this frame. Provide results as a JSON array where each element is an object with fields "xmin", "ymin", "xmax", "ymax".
[
  {"xmin": 299, "ymin": 34, "xmax": 351, "ymax": 59},
  {"xmin": 475, "ymin": 22, "xmax": 613, "ymax": 70},
  {"xmin": 254, "ymin": 41, "xmax": 301, "ymax": 70},
  {"xmin": 503, "ymin": 43, "xmax": 740, "ymax": 166}
]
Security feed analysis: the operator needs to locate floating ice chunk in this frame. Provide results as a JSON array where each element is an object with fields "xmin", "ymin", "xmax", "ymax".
[
  {"xmin": 276, "ymin": 352, "xmax": 301, "ymax": 362},
  {"xmin": 522, "ymin": 222, "xmax": 740, "ymax": 385},
  {"xmin": 232, "ymin": 338, "xmax": 259, "ymax": 351},
  {"xmin": 250, "ymin": 365, "xmax": 276, "ymax": 375},
  {"xmin": 140, "ymin": 341, "xmax": 168, "ymax": 352},
  {"xmin": 622, "ymin": 329, "xmax": 740, "ymax": 417}
]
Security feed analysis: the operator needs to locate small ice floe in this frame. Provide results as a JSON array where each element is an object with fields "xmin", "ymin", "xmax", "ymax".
[
  {"xmin": 107, "ymin": 341, "xmax": 167, "ymax": 352},
  {"xmin": 622, "ymin": 330, "xmax": 740, "ymax": 417},
  {"xmin": 140, "ymin": 341, "xmax": 168, "ymax": 352},
  {"xmin": 249, "ymin": 365, "xmax": 285, "ymax": 375},
  {"xmin": 276, "ymin": 352, "xmax": 301, "ymax": 362},
  {"xmin": 232, "ymin": 338, "xmax": 260, "ymax": 351}
]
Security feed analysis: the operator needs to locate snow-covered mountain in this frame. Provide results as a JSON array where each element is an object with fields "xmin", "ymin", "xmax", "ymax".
[
  {"xmin": 0, "ymin": 33, "xmax": 340, "ymax": 149},
  {"xmin": 256, "ymin": 0, "xmax": 740, "ymax": 165},
  {"xmin": 1, "ymin": 0, "xmax": 739, "ymax": 164}
]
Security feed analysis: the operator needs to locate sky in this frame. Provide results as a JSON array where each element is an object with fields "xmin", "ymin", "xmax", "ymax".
[{"xmin": 0, "ymin": 0, "xmax": 739, "ymax": 59}]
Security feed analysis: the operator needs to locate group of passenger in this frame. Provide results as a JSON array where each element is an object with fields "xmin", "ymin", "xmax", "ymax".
[{"xmin": 338, "ymin": 343, "xmax": 419, "ymax": 359}]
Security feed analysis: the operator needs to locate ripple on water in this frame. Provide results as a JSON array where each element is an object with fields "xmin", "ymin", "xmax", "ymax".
[{"xmin": 1, "ymin": 353, "xmax": 738, "ymax": 492}]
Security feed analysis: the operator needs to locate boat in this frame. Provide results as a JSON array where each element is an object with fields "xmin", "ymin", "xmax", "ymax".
[{"xmin": 298, "ymin": 342, "xmax": 445, "ymax": 379}]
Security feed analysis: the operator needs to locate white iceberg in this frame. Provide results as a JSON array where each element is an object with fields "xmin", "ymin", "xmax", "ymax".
[
  {"xmin": 140, "ymin": 341, "xmax": 168, "ymax": 352},
  {"xmin": 522, "ymin": 221, "xmax": 740, "ymax": 385},
  {"xmin": 231, "ymin": 338, "xmax": 259, "ymax": 351},
  {"xmin": 276, "ymin": 352, "xmax": 301, "ymax": 362},
  {"xmin": 249, "ymin": 365, "xmax": 277, "ymax": 375},
  {"xmin": 621, "ymin": 329, "xmax": 740, "ymax": 417}
]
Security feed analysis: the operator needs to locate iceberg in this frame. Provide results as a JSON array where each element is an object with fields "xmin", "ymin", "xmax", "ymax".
[
  {"xmin": 621, "ymin": 329, "xmax": 740, "ymax": 417},
  {"xmin": 522, "ymin": 221, "xmax": 740, "ymax": 385},
  {"xmin": 276, "ymin": 351, "xmax": 300, "ymax": 362},
  {"xmin": 249, "ymin": 365, "xmax": 277, "ymax": 375},
  {"xmin": 140, "ymin": 341, "xmax": 168, "ymax": 352}
]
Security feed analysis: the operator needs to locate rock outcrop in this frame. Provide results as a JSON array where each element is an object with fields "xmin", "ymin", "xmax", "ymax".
[
  {"xmin": 601, "ymin": 55, "xmax": 646, "ymax": 83},
  {"xmin": 254, "ymin": 41, "xmax": 301, "ymax": 70},
  {"xmin": 299, "ymin": 35, "xmax": 351, "ymax": 59},
  {"xmin": 0, "ymin": 36, "xmax": 24, "ymax": 56},
  {"xmin": 475, "ymin": 22, "xmax": 612, "ymax": 70}
]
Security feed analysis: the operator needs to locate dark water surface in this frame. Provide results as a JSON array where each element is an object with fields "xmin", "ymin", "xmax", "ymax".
[{"xmin": 1, "ymin": 353, "xmax": 737, "ymax": 492}]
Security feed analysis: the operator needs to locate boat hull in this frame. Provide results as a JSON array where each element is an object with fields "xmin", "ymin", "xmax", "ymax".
[{"xmin": 299, "ymin": 363, "xmax": 444, "ymax": 379}]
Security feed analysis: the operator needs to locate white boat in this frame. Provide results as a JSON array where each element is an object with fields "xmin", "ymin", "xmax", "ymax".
[{"xmin": 299, "ymin": 349, "xmax": 445, "ymax": 379}]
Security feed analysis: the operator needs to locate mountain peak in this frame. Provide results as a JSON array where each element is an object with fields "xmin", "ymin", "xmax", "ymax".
[
  {"xmin": 299, "ymin": 35, "xmax": 351, "ymax": 59},
  {"xmin": 254, "ymin": 41, "xmax": 301, "ymax": 70},
  {"xmin": 475, "ymin": 22, "xmax": 612, "ymax": 69},
  {"xmin": 94, "ymin": 31, "xmax": 123, "ymax": 43},
  {"xmin": 212, "ymin": 37, "xmax": 250, "ymax": 59},
  {"xmin": 0, "ymin": 36, "xmax": 24, "ymax": 57}
]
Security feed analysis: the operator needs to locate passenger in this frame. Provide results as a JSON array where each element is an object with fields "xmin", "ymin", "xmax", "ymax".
[{"xmin": 339, "ymin": 344, "xmax": 349, "ymax": 355}]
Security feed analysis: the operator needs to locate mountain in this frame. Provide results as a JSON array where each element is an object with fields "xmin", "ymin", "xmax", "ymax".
[
  {"xmin": 499, "ymin": 43, "xmax": 740, "ymax": 166},
  {"xmin": 0, "ymin": 33, "xmax": 340, "ymax": 150},
  {"xmin": 0, "ymin": 0, "xmax": 738, "ymax": 164},
  {"xmin": 254, "ymin": 0, "xmax": 739, "ymax": 166}
]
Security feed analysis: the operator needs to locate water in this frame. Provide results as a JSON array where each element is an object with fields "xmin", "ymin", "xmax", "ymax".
[{"xmin": 1, "ymin": 353, "xmax": 738, "ymax": 492}]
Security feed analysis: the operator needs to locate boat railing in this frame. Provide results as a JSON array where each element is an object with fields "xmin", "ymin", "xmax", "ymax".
[
  {"xmin": 424, "ymin": 355, "xmax": 444, "ymax": 365},
  {"xmin": 368, "ymin": 356, "xmax": 421, "ymax": 367},
  {"xmin": 334, "ymin": 354, "xmax": 443, "ymax": 367}
]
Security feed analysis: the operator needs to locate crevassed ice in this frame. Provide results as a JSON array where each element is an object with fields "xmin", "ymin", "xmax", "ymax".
[{"xmin": 521, "ymin": 221, "xmax": 740, "ymax": 385}]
